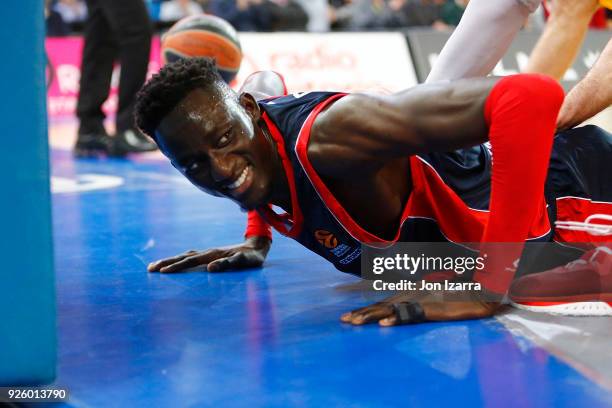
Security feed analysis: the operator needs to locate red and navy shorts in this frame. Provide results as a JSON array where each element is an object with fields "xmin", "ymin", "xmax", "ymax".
[{"xmin": 546, "ymin": 125, "xmax": 612, "ymax": 245}]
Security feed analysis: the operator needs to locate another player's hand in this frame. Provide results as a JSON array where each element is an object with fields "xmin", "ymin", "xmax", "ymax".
[
  {"xmin": 556, "ymin": 100, "xmax": 582, "ymax": 132},
  {"xmin": 340, "ymin": 285, "xmax": 501, "ymax": 327},
  {"xmin": 147, "ymin": 236, "xmax": 271, "ymax": 273}
]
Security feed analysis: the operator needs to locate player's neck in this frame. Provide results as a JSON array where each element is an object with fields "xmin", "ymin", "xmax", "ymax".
[{"xmin": 261, "ymin": 125, "xmax": 292, "ymax": 214}]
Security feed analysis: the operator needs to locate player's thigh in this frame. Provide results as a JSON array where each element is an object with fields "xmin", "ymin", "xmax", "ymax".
[{"xmin": 547, "ymin": 125, "xmax": 612, "ymax": 203}]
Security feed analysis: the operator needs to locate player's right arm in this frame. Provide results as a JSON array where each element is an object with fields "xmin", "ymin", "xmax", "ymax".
[{"xmin": 147, "ymin": 235, "xmax": 271, "ymax": 273}]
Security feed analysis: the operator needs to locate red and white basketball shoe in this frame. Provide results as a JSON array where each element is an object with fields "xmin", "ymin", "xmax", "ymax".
[{"xmin": 509, "ymin": 246, "xmax": 612, "ymax": 316}]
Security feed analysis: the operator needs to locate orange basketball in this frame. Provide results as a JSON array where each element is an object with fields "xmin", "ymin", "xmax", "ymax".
[
  {"xmin": 161, "ymin": 14, "xmax": 242, "ymax": 83},
  {"xmin": 315, "ymin": 230, "xmax": 338, "ymax": 249}
]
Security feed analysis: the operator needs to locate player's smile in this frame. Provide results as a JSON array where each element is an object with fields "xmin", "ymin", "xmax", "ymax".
[
  {"xmin": 211, "ymin": 163, "xmax": 255, "ymax": 203},
  {"xmin": 223, "ymin": 165, "xmax": 253, "ymax": 196}
]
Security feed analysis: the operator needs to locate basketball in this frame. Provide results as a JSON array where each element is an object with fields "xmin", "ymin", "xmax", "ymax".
[{"xmin": 161, "ymin": 14, "xmax": 242, "ymax": 83}]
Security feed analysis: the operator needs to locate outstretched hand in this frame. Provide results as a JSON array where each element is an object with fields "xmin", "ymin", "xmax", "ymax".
[
  {"xmin": 340, "ymin": 285, "xmax": 501, "ymax": 327},
  {"xmin": 147, "ymin": 236, "xmax": 271, "ymax": 273}
]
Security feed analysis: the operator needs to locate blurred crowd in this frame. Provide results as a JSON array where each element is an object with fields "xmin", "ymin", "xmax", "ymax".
[{"xmin": 46, "ymin": 0, "xmax": 612, "ymax": 36}]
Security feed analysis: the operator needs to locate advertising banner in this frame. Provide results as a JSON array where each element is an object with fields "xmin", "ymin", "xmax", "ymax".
[
  {"xmin": 45, "ymin": 32, "xmax": 417, "ymax": 119},
  {"xmin": 407, "ymin": 29, "xmax": 611, "ymax": 89},
  {"xmin": 235, "ymin": 32, "xmax": 417, "ymax": 94},
  {"xmin": 45, "ymin": 37, "xmax": 162, "ymax": 119}
]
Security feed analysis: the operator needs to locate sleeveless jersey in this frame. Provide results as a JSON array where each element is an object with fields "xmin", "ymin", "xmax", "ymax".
[{"xmin": 256, "ymin": 92, "xmax": 554, "ymax": 276}]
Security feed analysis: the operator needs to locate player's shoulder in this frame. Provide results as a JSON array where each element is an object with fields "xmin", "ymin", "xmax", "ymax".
[
  {"xmin": 258, "ymin": 91, "xmax": 343, "ymax": 110},
  {"xmin": 259, "ymin": 91, "xmax": 349, "ymax": 143}
]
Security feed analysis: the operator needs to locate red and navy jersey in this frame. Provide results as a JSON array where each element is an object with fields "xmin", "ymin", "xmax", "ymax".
[{"xmin": 256, "ymin": 92, "xmax": 611, "ymax": 275}]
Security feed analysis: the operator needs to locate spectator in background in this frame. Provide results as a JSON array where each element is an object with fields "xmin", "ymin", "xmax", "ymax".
[
  {"xmin": 45, "ymin": 0, "xmax": 70, "ymax": 36},
  {"xmin": 264, "ymin": 0, "xmax": 308, "ymax": 31},
  {"xmin": 53, "ymin": 0, "xmax": 88, "ymax": 24},
  {"xmin": 441, "ymin": 0, "xmax": 468, "ymax": 26},
  {"xmin": 399, "ymin": 0, "xmax": 449, "ymax": 30},
  {"xmin": 330, "ymin": 0, "xmax": 403, "ymax": 31},
  {"xmin": 160, "ymin": 0, "xmax": 204, "ymax": 22},
  {"xmin": 144, "ymin": 0, "xmax": 163, "ymax": 21},
  {"xmin": 208, "ymin": 0, "xmax": 272, "ymax": 31},
  {"xmin": 209, "ymin": 0, "xmax": 308, "ymax": 31},
  {"xmin": 294, "ymin": 0, "xmax": 330, "ymax": 32}
]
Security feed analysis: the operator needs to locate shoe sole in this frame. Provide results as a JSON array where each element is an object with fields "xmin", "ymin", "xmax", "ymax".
[{"xmin": 511, "ymin": 300, "xmax": 612, "ymax": 316}]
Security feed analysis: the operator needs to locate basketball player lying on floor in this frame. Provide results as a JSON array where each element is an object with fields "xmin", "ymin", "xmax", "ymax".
[
  {"xmin": 144, "ymin": 0, "xmax": 612, "ymax": 322},
  {"xmin": 137, "ymin": 56, "xmax": 611, "ymax": 325}
]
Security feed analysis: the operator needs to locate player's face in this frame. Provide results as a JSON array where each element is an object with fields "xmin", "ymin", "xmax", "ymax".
[{"xmin": 155, "ymin": 88, "xmax": 274, "ymax": 210}]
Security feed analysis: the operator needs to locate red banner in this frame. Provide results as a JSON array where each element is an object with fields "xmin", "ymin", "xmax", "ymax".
[{"xmin": 45, "ymin": 37, "xmax": 162, "ymax": 119}]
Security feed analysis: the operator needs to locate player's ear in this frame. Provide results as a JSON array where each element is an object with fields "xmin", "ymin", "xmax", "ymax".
[{"xmin": 239, "ymin": 92, "xmax": 261, "ymax": 121}]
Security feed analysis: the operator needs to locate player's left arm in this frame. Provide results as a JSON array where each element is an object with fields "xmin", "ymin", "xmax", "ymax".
[
  {"xmin": 320, "ymin": 74, "xmax": 565, "ymax": 325},
  {"xmin": 340, "ymin": 286, "xmax": 500, "ymax": 327},
  {"xmin": 311, "ymin": 78, "xmax": 495, "ymax": 170}
]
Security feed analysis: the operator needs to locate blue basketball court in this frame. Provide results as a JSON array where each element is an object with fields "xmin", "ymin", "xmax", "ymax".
[
  {"xmin": 42, "ymin": 136, "xmax": 612, "ymax": 407},
  {"xmin": 2, "ymin": 1, "xmax": 611, "ymax": 405}
]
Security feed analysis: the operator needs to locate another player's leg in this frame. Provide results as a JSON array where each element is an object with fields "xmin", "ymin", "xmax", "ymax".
[
  {"xmin": 426, "ymin": 0, "xmax": 539, "ymax": 83},
  {"xmin": 239, "ymin": 70, "xmax": 288, "ymax": 100},
  {"xmin": 74, "ymin": 0, "xmax": 116, "ymax": 157},
  {"xmin": 103, "ymin": 0, "xmax": 157, "ymax": 156}
]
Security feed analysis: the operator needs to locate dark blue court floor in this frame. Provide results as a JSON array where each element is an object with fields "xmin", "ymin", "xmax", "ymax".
[{"xmin": 44, "ymin": 148, "xmax": 612, "ymax": 407}]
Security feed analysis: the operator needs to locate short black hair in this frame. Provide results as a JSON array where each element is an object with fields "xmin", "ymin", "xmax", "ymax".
[{"xmin": 135, "ymin": 57, "xmax": 227, "ymax": 139}]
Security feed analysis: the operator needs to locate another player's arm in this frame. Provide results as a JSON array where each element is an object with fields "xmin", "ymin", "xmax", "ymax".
[
  {"xmin": 556, "ymin": 38, "xmax": 612, "ymax": 130},
  {"xmin": 322, "ymin": 75, "xmax": 565, "ymax": 325},
  {"xmin": 524, "ymin": 0, "xmax": 600, "ymax": 80}
]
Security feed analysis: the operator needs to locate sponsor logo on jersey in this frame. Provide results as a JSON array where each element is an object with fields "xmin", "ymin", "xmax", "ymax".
[
  {"xmin": 315, "ymin": 229, "xmax": 338, "ymax": 249},
  {"xmin": 339, "ymin": 248, "xmax": 362, "ymax": 265}
]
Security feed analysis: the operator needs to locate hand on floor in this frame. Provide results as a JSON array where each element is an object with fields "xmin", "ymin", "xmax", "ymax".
[
  {"xmin": 147, "ymin": 236, "xmax": 271, "ymax": 273},
  {"xmin": 340, "ymin": 286, "xmax": 501, "ymax": 327}
]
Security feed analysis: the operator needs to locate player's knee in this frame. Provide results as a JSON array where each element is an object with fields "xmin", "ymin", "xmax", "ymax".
[
  {"xmin": 507, "ymin": 74, "xmax": 565, "ymax": 119},
  {"xmin": 241, "ymin": 71, "xmax": 287, "ymax": 98},
  {"xmin": 530, "ymin": 75, "xmax": 564, "ymax": 119}
]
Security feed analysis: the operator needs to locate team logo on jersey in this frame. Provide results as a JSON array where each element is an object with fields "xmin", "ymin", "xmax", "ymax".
[{"xmin": 314, "ymin": 229, "xmax": 338, "ymax": 249}]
